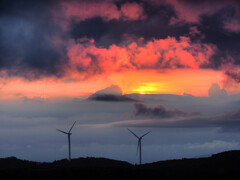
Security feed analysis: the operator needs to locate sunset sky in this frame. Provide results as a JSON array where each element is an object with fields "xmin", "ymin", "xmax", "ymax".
[
  {"xmin": 0, "ymin": 0, "xmax": 240, "ymax": 99},
  {"xmin": 1, "ymin": 0, "xmax": 240, "ymax": 163}
]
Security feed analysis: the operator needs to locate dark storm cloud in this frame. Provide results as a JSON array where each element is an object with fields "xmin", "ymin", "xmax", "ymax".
[
  {"xmin": 133, "ymin": 102, "xmax": 200, "ymax": 118},
  {"xmin": 199, "ymin": 9, "xmax": 240, "ymax": 68},
  {"xmin": 69, "ymin": 3, "xmax": 188, "ymax": 48},
  {"xmin": 0, "ymin": 0, "xmax": 68, "ymax": 80}
]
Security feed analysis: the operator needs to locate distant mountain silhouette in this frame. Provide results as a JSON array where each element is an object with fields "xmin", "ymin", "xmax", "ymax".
[
  {"xmin": 1, "ymin": 151, "xmax": 240, "ymax": 179},
  {"xmin": 0, "ymin": 156, "xmax": 130, "ymax": 169}
]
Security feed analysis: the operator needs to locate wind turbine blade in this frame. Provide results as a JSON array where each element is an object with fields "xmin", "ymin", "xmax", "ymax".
[
  {"xmin": 56, "ymin": 129, "xmax": 68, "ymax": 134},
  {"xmin": 127, "ymin": 128, "xmax": 139, "ymax": 138},
  {"xmin": 140, "ymin": 131, "xmax": 151, "ymax": 138},
  {"xmin": 68, "ymin": 121, "xmax": 76, "ymax": 133}
]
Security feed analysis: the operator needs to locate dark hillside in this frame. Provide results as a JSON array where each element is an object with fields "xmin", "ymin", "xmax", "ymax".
[{"xmin": 1, "ymin": 151, "xmax": 240, "ymax": 179}]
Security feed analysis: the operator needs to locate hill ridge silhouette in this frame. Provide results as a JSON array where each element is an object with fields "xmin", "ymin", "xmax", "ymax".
[
  {"xmin": 1, "ymin": 150, "xmax": 240, "ymax": 167},
  {"xmin": 1, "ymin": 150, "xmax": 240, "ymax": 179}
]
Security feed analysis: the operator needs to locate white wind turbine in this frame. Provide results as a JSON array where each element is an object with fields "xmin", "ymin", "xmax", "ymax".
[
  {"xmin": 57, "ymin": 121, "xmax": 76, "ymax": 161},
  {"xmin": 128, "ymin": 128, "xmax": 151, "ymax": 165}
]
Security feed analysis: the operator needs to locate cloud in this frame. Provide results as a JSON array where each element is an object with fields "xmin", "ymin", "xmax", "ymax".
[
  {"xmin": 94, "ymin": 85, "xmax": 122, "ymax": 95},
  {"xmin": 133, "ymin": 102, "xmax": 200, "ymax": 118},
  {"xmin": 225, "ymin": 69, "xmax": 240, "ymax": 83},
  {"xmin": 66, "ymin": 36, "xmax": 217, "ymax": 79},
  {"xmin": 120, "ymin": 2, "xmax": 145, "ymax": 21},
  {"xmin": 189, "ymin": 26, "xmax": 205, "ymax": 40},
  {"xmin": 208, "ymin": 83, "xmax": 228, "ymax": 97},
  {"xmin": 88, "ymin": 94, "xmax": 136, "ymax": 102},
  {"xmin": 188, "ymin": 140, "xmax": 239, "ymax": 150},
  {"xmin": 60, "ymin": 1, "xmax": 144, "ymax": 23},
  {"xmin": 169, "ymin": 1, "xmax": 218, "ymax": 24},
  {"xmin": 88, "ymin": 85, "xmax": 136, "ymax": 101},
  {"xmin": 222, "ymin": 4, "xmax": 240, "ymax": 33},
  {"xmin": 224, "ymin": 18, "xmax": 240, "ymax": 33},
  {"xmin": 148, "ymin": 0, "xmax": 240, "ymax": 35},
  {"xmin": 222, "ymin": 66, "xmax": 240, "ymax": 90},
  {"xmin": 148, "ymin": 0, "xmax": 227, "ymax": 24},
  {"xmin": 88, "ymin": 102, "xmax": 240, "ymax": 132},
  {"xmin": 0, "ymin": 0, "xmax": 68, "ymax": 80}
]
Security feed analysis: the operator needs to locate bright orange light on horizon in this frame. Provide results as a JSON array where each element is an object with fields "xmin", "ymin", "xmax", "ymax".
[
  {"xmin": 132, "ymin": 82, "xmax": 161, "ymax": 94},
  {"xmin": 0, "ymin": 68, "xmax": 237, "ymax": 100},
  {"xmin": 109, "ymin": 69, "xmax": 225, "ymax": 96}
]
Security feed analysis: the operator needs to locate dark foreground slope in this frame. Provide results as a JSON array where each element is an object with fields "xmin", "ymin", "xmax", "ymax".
[{"xmin": 1, "ymin": 150, "xmax": 240, "ymax": 180}]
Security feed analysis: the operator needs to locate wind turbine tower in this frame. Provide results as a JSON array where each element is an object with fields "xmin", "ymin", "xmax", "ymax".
[
  {"xmin": 128, "ymin": 128, "xmax": 151, "ymax": 165},
  {"xmin": 57, "ymin": 121, "xmax": 76, "ymax": 161}
]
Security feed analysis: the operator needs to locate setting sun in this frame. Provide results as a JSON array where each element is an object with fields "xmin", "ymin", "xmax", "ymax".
[{"xmin": 132, "ymin": 82, "xmax": 159, "ymax": 94}]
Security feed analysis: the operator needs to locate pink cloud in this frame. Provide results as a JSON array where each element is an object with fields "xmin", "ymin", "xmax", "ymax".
[
  {"xmin": 120, "ymin": 2, "xmax": 145, "ymax": 21},
  {"xmin": 60, "ymin": 1, "xmax": 144, "ymax": 23},
  {"xmin": 148, "ymin": 0, "xmax": 231, "ymax": 25},
  {"xmin": 224, "ymin": 18, "xmax": 240, "ymax": 33},
  {"xmin": 189, "ymin": 26, "xmax": 206, "ymax": 40},
  {"xmin": 61, "ymin": 1, "xmax": 121, "ymax": 22},
  {"xmin": 168, "ymin": 0, "xmax": 225, "ymax": 24},
  {"xmin": 166, "ymin": 0, "xmax": 240, "ymax": 33}
]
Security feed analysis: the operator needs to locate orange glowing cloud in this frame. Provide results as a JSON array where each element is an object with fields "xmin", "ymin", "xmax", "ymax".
[{"xmin": 66, "ymin": 36, "xmax": 217, "ymax": 80}]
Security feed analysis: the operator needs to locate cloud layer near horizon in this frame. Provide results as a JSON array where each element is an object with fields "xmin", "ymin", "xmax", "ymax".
[{"xmin": 88, "ymin": 101, "xmax": 240, "ymax": 132}]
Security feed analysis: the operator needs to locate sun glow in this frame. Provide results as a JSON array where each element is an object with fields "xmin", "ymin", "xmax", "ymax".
[{"xmin": 132, "ymin": 82, "xmax": 159, "ymax": 94}]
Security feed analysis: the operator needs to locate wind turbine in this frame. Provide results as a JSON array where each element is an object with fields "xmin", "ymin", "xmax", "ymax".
[
  {"xmin": 57, "ymin": 121, "xmax": 76, "ymax": 161},
  {"xmin": 128, "ymin": 128, "xmax": 151, "ymax": 165}
]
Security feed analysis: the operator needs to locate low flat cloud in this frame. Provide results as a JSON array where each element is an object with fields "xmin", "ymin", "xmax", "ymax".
[
  {"xmin": 133, "ymin": 102, "xmax": 200, "ymax": 118},
  {"xmin": 90, "ymin": 103, "xmax": 240, "ymax": 132},
  {"xmin": 187, "ymin": 140, "xmax": 239, "ymax": 150},
  {"xmin": 88, "ymin": 94, "xmax": 136, "ymax": 102}
]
